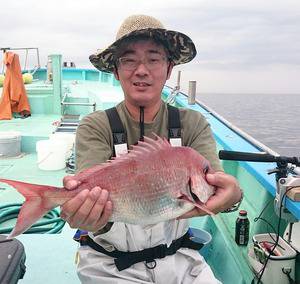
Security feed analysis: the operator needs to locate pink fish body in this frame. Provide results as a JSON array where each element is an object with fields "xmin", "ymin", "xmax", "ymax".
[{"xmin": 0, "ymin": 136, "xmax": 215, "ymax": 238}]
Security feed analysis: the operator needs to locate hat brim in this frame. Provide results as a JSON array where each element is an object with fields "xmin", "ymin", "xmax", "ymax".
[{"xmin": 89, "ymin": 28, "xmax": 197, "ymax": 73}]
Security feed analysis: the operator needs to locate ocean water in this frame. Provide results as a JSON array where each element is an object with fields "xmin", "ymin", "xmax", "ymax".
[{"xmin": 196, "ymin": 93, "xmax": 300, "ymax": 157}]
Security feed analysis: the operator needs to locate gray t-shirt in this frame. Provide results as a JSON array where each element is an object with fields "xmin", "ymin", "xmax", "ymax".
[{"xmin": 75, "ymin": 101, "xmax": 222, "ymax": 172}]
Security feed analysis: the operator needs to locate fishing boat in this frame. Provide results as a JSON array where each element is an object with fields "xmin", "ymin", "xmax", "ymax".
[{"xmin": 0, "ymin": 49, "xmax": 299, "ymax": 284}]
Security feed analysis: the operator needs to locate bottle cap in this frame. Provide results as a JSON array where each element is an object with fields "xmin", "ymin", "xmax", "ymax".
[{"xmin": 239, "ymin": 210, "xmax": 247, "ymax": 216}]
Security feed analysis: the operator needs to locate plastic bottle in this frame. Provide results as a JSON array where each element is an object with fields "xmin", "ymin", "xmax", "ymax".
[{"xmin": 235, "ymin": 210, "xmax": 250, "ymax": 245}]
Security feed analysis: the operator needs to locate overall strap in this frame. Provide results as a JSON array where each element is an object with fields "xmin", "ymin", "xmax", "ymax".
[
  {"xmin": 105, "ymin": 104, "xmax": 182, "ymax": 155},
  {"xmin": 167, "ymin": 104, "xmax": 182, "ymax": 146},
  {"xmin": 105, "ymin": 107, "xmax": 127, "ymax": 157}
]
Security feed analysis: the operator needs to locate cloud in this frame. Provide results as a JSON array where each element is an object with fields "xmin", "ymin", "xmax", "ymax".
[
  {"xmin": 167, "ymin": 4, "xmax": 300, "ymax": 69},
  {"xmin": 1, "ymin": 0, "xmax": 300, "ymax": 93}
]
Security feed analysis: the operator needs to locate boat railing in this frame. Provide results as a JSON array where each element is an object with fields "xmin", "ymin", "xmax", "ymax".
[
  {"xmin": 60, "ymin": 92, "xmax": 96, "ymax": 115},
  {"xmin": 0, "ymin": 47, "xmax": 41, "ymax": 75},
  {"xmin": 165, "ymin": 86, "xmax": 180, "ymax": 104},
  {"xmin": 165, "ymin": 71, "xmax": 181, "ymax": 104}
]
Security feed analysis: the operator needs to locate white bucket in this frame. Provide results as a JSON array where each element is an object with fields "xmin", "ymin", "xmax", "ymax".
[
  {"xmin": 36, "ymin": 139, "xmax": 69, "ymax": 170},
  {"xmin": 49, "ymin": 133, "xmax": 75, "ymax": 158}
]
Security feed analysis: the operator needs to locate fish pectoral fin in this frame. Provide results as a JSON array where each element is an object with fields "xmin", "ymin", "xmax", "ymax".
[
  {"xmin": 177, "ymin": 192, "xmax": 193, "ymax": 203},
  {"xmin": 177, "ymin": 193, "xmax": 215, "ymax": 216}
]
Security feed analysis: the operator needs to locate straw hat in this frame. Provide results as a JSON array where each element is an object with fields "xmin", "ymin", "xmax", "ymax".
[{"xmin": 89, "ymin": 15, "xmax": 197, "ymax": 73}]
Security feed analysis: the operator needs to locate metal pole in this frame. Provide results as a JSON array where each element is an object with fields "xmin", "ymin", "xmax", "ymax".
[
  {"xmin": 36, "ymin": 48, "xmax": 41, "ymax": 69},
  {"xmin": 188, "ymin": 80, "xmax": 196, "ymax": 105},
  {"xmin": 24, "ymin": 49, "xmax": 28, "ymax": 71},
  {"xmin": 1, "ymin": 48, "xmax": 9, "ymax": 74},
  {"xmin": 176, "ymin": 70, "xmax": 181, "ymax": 90}
]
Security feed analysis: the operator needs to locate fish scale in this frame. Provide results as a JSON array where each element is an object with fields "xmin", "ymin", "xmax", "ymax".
[{"xmin": 0, "ymin": 136, "xmax": 215, "ymax": 238}]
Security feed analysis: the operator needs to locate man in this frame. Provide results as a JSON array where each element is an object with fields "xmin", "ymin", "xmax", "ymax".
[{"xmin": 61, "ymin": 15, "xmax": 242, "ymax": 283}]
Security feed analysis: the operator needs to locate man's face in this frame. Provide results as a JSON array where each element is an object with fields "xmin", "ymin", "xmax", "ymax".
[{"xmin": 114, "ymin": 40, "xmax": 173, "ymax": 108}]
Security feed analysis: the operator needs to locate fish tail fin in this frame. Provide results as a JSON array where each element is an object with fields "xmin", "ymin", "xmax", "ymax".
[
  {"xmin": 0, "ymin": 179, "xmax": 60, "ymax": 238},
  {"xmin": 0, "ymin": 178, "xmax": 50, "ymax": 198},
  {"xmin": 8, "ymin": 199, "xmax": 50, "ymax": 239}
]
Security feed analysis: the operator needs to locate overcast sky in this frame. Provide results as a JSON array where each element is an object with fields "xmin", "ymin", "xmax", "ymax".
[{"xmin": 1, "ymin": 0, "xmax": 300, "ymax": 94}]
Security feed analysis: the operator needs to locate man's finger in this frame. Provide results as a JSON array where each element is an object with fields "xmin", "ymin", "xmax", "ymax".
[
  {"xmin": 61, "ymin": 189, "xmax": 89, "ymax": 219},
  {"xmin": 206, "ymin": 172, "xmax": 236, "ymax": 188},
  {"xmin": 85, "ymin": 189, "xmax": 109, "ymax": 226},
  {"xmin": 68, "ymin": 188, "xmax": 101, "ymax": 226},
  {"xmin": 93, "ymin": 200, "xmax": 113, "ymax": 230},
  {"xmin": 205, "ymin": 191, "xmax": 228, "ymax": 213},
  {"xmin": 63, "ymin": 175, "xmax": 80, "ymax": 190}
]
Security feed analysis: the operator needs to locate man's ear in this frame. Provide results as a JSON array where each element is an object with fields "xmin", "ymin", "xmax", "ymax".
[
  {"xmin": 166, "ymin": 62, "xmax": 174, "ymax": 80},
  {"xmin": 113, "ymin": 67, "xmax": 119, "ymax": 81}
]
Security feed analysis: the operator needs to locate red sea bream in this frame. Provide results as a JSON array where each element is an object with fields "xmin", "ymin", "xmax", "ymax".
[{"xmin": 0, "ymin": 136, "xmax": 215, "ymax": 238}]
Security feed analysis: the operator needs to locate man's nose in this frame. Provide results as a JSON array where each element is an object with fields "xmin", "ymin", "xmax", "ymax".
[{"xmin": 134, "ymin": 60, "xmax": 150, "ymax": 75}]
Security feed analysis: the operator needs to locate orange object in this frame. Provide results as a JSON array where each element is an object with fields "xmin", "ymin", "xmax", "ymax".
[{"xmin": 0, "ymin": 52, "xmax": 31, "ymax": 120}]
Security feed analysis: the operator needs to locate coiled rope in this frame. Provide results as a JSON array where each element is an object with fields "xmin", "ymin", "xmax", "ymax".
[{"xmin": 0, "ymin": 203, "xmax": 65, "ymax": 234}]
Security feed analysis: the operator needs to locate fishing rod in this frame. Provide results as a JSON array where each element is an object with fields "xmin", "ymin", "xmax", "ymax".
[
  {"xmin": 219, "ymin": 150, "xmax": 300, "ymax": 222},
  {"xmin": 219, "ymin": 150, "xmax": 300, "ymax": 168}
]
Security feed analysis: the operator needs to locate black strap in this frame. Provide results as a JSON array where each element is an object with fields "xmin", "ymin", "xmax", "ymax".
[
  {"xmin": 105, "ymin": 105, "xmax": 181, "ymax": 146},
  {"xmin": 80, "ymin": 231, "xmax": 203, "ymax": 271},
  {"xmin": 167, "ymin": 104, "xmax": 181, "ymax": 139},
  {"xmin": 105, "ymin": 107, "xmax": 126, "ymax": 145},
  {"xmin": 139, "ymin": 106, "xmax": 144, "ymax": 141}
]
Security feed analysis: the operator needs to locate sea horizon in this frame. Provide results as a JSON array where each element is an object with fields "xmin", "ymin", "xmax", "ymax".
[{"xmin": 196, "ymin": 92, "xmax": 300, "ymax": 157}]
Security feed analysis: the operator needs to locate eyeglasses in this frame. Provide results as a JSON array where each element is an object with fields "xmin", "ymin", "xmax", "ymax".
[{"xmin": 117, "ymin": 55, "xmax": 168, "ymax": 71}]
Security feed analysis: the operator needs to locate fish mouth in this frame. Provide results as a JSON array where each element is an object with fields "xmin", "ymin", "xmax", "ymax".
[
  {"xmin": 190, "ymin": 189, "xmax": 200, "ymax": 203},
  {"xmin": 188, "ymin": 178, "xmax": 201, "ymax": 204}
]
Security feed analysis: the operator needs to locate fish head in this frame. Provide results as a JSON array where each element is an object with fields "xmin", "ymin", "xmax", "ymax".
[
  {"xmin": 174, "ymin": 169, "xmax": 215, "ymax": 216},
  {"xmin": 178, "ymin": 148, "xmax": 215, "ymax": 207}
]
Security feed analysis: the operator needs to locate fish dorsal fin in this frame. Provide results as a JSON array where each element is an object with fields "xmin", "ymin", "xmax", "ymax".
[
  {"xmin": 111, "ymin": 135, "xmax": 171, "ymax": 163},
  {"xmin": 78, "ymin": 135, "xmax": 172, "ymax": 179}
]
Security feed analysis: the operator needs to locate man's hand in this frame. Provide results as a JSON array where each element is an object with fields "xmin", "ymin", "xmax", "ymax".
[
  {"xmin": 179, "ymin": 171, "xmax": 242, "ymax": 219},
  {"xmin": 60, "ymin": 176, "xmax": 113, "ymax": 232}
]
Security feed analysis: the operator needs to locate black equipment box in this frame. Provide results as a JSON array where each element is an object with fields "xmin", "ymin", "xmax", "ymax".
[{"xmin": 0, "ymin": 235, "xmax": 26, "ymax": 284}]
